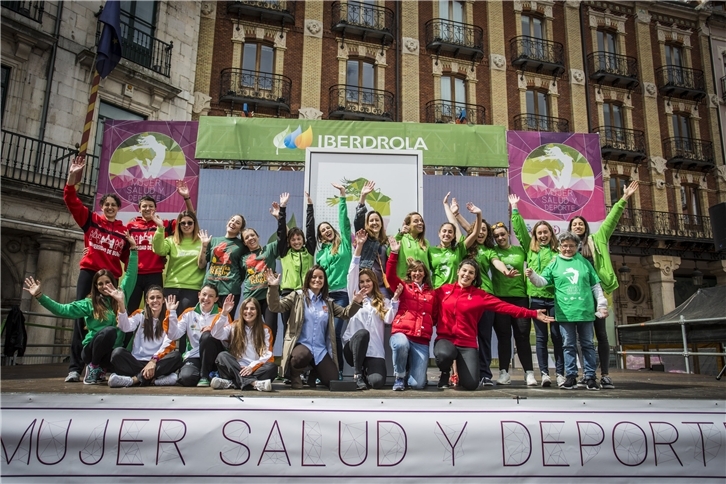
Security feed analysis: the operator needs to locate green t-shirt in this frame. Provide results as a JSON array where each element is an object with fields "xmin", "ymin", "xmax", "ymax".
[
  {"xmin": 540, "ymin": 254, "xmax": 601, "ymax": 322},
  {"xmin": 428, "ymin": 237, "xmax": 468, "ymax": 288},
  {"xmin": 473, "ymin": 244, "xmax": 497, "ymax": 293},
  {"xmin": 393, "ymin": 232, "xmax": 430, "ymax": 279},
  {"xmin": 490, "ymin": 245, "xmax": 527, "ymax": 298},
  {"xmin": 204, "ymin": 236, "xmax": 246, "ymax": 295},
  {"xmin": 242, "ymin": 241, "xmax": 278, "ymax": 301}
]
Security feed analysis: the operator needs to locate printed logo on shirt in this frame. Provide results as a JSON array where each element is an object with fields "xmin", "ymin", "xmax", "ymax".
[
  {"xmin": 564, "ymin": 268, "xmax": 579, "ymax": 285},
  {"xmin": 209, "ymin": 242, "xmax": 233, "ymax": 278},
  {"xmin": 322, "ymin": 305, "xmax": 328, "ymax": 313},
  {"xmin": 88, "ymin": 230, "xmax": 125, "ymax": 257}
]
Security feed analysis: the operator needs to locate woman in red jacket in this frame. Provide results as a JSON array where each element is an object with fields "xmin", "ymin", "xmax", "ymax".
[
  {"xmin": 386, "ymin": 237, "xmax": 437, "ymax": 391},
  {"xmin": 434, "ymin": 259, "xmax": 553, "ymax": 391}
]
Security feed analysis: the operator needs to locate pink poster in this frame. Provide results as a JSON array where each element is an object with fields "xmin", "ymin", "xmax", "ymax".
[
  {"xmin": 96, "ymin": 121, "xmax": 199, "ymax": 223},
  {"xmin": 507, "ymin": 131, "xmax": 605, "ymax": 235}
]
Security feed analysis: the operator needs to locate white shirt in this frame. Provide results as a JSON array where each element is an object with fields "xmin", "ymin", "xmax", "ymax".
[
  {"xmin": 212, "ymin": 314, "xmax": 273, "ymax": 368},
  {"xmin": 117, "ymin": 310, "xmax": 174, "ymax": 361},
  {"xmin": 166, "ymin": 305, "xmax": 219, "ymax": 359}
]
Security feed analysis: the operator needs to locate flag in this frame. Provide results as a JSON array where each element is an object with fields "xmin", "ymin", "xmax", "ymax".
[{"xmin": 96, "ymin": 0, "xmax": 122, "ymax": 78}]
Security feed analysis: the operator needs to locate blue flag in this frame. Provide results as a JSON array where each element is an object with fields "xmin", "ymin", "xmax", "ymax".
[{"xmin": 96, "ymin": 0, "xmax": 122, "ymax": 78}]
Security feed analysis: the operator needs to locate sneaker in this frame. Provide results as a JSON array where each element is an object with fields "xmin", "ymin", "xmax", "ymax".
[
  {"xmin": 586, "ymin": 378, "xmax": 600, "ymax": 391},
  {"xmin": 338, "ymin": 370, "xmax": 344, "ymax": 381},
  {"xmin": 525, "ymin": 371, "xmax": 538, "ymax": 386},
  {"xmin": 354, "ymin": 374, "xmax": 368, "ymax": 391},
  {"xmin": 83, "ymin": 365, "xmax": 102, "ymax": 385},
  {"xmin": 556, "ymin": 374, "xmax": 566, "ymax": 387},
  {"xmin": 392, "ymin": 377, "xmax": 405, "ymax": 391},
  {"xmin": 561, "ymin": 376, "xmax": 577, "ymax": 390},
  {"xmin": 600, "ymin": 375, "xmax": 615, "ymax": 389},
  {"xmin": 541, "ymin": 373, "xmax": 552, "ymax": 388},
  {"xmin": 155, "ymin": 373, "xmax": 178, "ymax": 386},
  {"xmin": 437, "ymin": 371, "xmax": 450, "ymax": 389},
  {"xmin": 97, "ymin": 370, "xmax": 108, "ymax": 382},
  {"xmin": 576, "ymin": 376, "xmax": 586, "ymax": 389},
  {"xmin": 497, "ymin": 369, "xmax": 511, "ymax": 385},
  {"xmin": 254, "ymin": 379, "xmax": 273, "ymax": 392},
  {"xmin": 211, "ymin": 377, "xmax": 234, "ymax": 389},
  {"xmin": 108, "ymin": 373, "xmax": 133, "ymax": 388},
  {"xmin": 196, "ymin": 378, "xmax": 210, "ymax": 387},
  {"xmin": 480, "ymin": 377, "xmax": 495, "ymax": 387},
  {"xmin": 65, "ymin": 371, "xmax": 81, "ymax": 383}
]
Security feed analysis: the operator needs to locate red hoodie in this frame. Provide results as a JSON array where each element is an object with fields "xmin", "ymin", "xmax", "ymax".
[
  {"xmin": 64, "ymin": 185, "xmax": 129, "ymax": 277},
  {"xmin": 435, "ymin": 283, "xmax": 537, "ymax": 348},
  {"xmin": 127, "ymin": 216, "xmax": 174, "ymax": 274}
]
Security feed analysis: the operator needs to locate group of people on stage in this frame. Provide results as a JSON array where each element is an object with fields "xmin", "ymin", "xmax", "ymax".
[{"xmin": 23, "ymin": 156, "xmax": 640, "ymax": 392}]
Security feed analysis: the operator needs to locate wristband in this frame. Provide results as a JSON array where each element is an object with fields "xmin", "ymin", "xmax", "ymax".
[
  {"xmin": 183, "ymin": 197, "xmax": 190, "ymax": 200},
  {"xmin": 151, "ymin": 355, "xmax": 160, "ymax": 362}
]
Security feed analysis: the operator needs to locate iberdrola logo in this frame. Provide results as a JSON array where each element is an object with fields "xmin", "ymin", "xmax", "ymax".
[{"xmin": 273, "ymin": 125, "xmax": 313, "ymax": 154}]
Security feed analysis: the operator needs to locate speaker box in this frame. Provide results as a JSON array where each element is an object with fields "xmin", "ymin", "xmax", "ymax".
[{"xmin": 709, "ymin": 202, "xmax": 726, "ymax": 251}]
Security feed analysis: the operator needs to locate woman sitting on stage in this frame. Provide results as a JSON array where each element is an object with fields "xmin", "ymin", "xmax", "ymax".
[{"xmin": 107, "ymin": 285, "xmax": 182, "ymax": 387}]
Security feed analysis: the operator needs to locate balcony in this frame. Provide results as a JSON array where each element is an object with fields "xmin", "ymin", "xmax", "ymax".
[
  {"xmin": 593, "ymin": 126, "xmax": 647, "ymax": 163},
  {"xmin": 510, "ymin": 36, "xmax": 565, "ymax": 78},
  {"xmin": 227, "ymin": 0, "xmax": 295, "ymax": 26},
  {"xmin": 424, "ymin": 18, "xmax": 484, "ymax": 61},
  {"xmin": 655, "ymin": 65, "xmax": 707, "ymax": 102},
  {"xmin": 328, "ymin": 85, "xmax": 395, "ymax": 121},
  {"xmin": 663, "ymin": 137, "xmax": 714, "ymax": 172},
  {"xmin": 613, "ymin": 207, "xmax": 713, "ymax": 244},
  {"xmin": 95, "ymin": 19, "xmax": 173, "ymax": 77},
  {"xmin": 1, "ymin": 1, "xmax": 44, "ymax": 22},
  {"xmin": 219, "ymin": 67, "xmax": 292, "ymax": 113},
  {"xmin": 1, "ymin": 130, "xmax": 99, "ymax": 200},
  {"xmin": 425, "ymin": 100, "xmax": 486, "ymax": 125},
  {"xmin": 330, "ymin": 1, "xmax": 394, "ymax": 45},
  {"xmin": 587, "ymin": 52, "xmax": 639, "ymax": 90},
  {"xmin": 721, "ymin": 76, "xmax": 725, "ymax": 102},
  {"xmin": 512, "ymin": 113, "xmax": 569, "ymax": 133}
]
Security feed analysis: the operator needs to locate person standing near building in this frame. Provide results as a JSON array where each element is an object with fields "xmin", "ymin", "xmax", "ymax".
[{"xmin": 354, "ymin": 180, "xmax": 390, "ymax": 297}]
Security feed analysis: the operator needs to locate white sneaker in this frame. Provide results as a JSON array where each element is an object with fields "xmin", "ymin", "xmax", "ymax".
[
  {"xmin": 108, "ymin": 373, "xmax": 133, "ymax": 388},
  {"xmin": 65, "ymin": 371, "xmax": 81, "ymax": 383},
  {"xmin": 556, "ymin": 374, "xmax": 566, "ymax": 388},
  {"xmin": 497, "ymin": 369, "xmax": 511, "ymax": 385},
  {"xmin": 211, "ymin": 377, "xmax": 234, "ymax": 389},
  {"xmin": 154, "ymin": 373, "xmax": 178, "ymax": 386},
  {"xmin": 541, "ymin": 373, "xmax": 552, "ymax": 387},
  {"xmin": 255, "ymin": 379, "xmax": 272, "ymax": 392},
  {"xmin": 525, "ymin": 371, "xmax": 538, "ymax": 386}
]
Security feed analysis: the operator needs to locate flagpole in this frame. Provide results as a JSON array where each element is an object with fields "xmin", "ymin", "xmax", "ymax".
[{"xmin": 78, "ymin": 70, "xmax": 101, "ymax": 159}]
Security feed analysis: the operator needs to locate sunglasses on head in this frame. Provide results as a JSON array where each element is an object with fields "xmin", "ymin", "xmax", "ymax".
[
  {"xmin": 180, "ymin": 221, "xmax": 195, "ymax": 226},
  {"xmin": 491, "ymin": 222, "xmax": 506, "ymax": 229}
]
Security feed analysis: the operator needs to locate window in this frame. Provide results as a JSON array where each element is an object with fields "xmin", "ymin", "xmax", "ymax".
[
  {"xmin": 521, "ymin": 14, "xmax": 545, "ymax": 59},
  {"xmin": 680, "ymin": 184, "xmax": 702, "ymax": 227},
  {"xmin": 347, "ymin": 0, "xmax": 376, "ymax": 27},
  {"xmin": 242, "ymin": 43, "xmax": 274, "ymax": 90},
  {"xmin": 119, "ymin": 1, "xmax": 157, "ymax": 70},
  {"xmin": 94, "ymin": 102, "xmax": 145, "ymax": 157},
  {"xmin": 525, "ymin": 89, "xmax": 548, "ymax": 129},
  {"xmin": 665, "ymin": 44, "xmax": 684, "ymax": 85},
  {"xmin": 603, "ymin": 101, "xmax": 624, "ymax": 146},
  {"xmin": 597, "ymin": 30, "xmax": 618, "ymax": 71},
  {"xmin": 346, "ymin": 59, "xmax": 375, "ymax": 104},
  {"xmin": 609, "ymin": 176, "xmax": 631, "ymax": 207},
  {"xmin": 440, "ymin": 75, "xmax": 467, "ymax": 122},
  {"xmin": 672, "ymin": 113, "xmax": 692, "ymax": 152},
  {"xmin": 440, "ymin": 0, "xmax": 464, "ymax": 22},
  {"xmin": 1, "ymin": 65, "xmax": 9, "ymax": 117}
]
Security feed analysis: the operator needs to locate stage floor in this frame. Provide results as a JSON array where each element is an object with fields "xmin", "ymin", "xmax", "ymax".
[{"xmin": 1, "ymin": 363, "xmax": 723, "ymax": 400}]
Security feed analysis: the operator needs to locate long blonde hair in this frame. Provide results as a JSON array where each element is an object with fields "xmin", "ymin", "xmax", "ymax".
[
  {"xmin": 359, "ymin": 268, "xmax": 387, "ymax": 319},
  {"xmin": 317, "ymin": 222, "xmax": 342, "ymax": 255},
  {"xmin": 228, "ymin": 298, "xmax": 267, "ymax": 359}
]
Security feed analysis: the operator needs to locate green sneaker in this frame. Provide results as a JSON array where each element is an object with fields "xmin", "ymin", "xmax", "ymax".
[{"xmin": 197, "ymin": 378, "xmax": 210, "ymax": 387}]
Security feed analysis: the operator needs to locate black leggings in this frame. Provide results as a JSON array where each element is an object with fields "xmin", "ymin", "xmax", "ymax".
[
  {"xmin": 80, "ymin": 326, "xmax": 117, "ymax": 369},
  {"xmin": 434, "ymin": 339, "xmax": 480, "ymax": 391},
  {"xmin": 127, "ymin": 272, "xmax": 164, "ymax": 313},
  {"xmin": 343, "ymin": 329, "xmax": 386, "ymax": 389},
  {"xmin": 110, "ymin": 348, "xmax": 182, "ymax": 385},
  {"xmin": 257, "ymin": 297, "xmax": 280, "ymax": 350},
  {"xmin": 493, "ymin": 296, "xmax": 533, "ymax": 372},
  {"xmin": 216, "ymin": 351, "xmax": 278, "ymax": 389},
  {"xmin": 69, "ymin": 269, "xmax": 95, "ymax": 373}
]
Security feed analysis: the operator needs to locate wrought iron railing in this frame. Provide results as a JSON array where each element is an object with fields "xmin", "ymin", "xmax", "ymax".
[
  {"xmin": 721, "ymin": 76, "xmax": 726, "ymax": 102},
  {"xmin": 425, "ymin": 18, "xmax": 484, "ymax": 51},
  {"xmin": 425, "ymin": 100, "xmax": 486, "ymax": 125},
  {"xmin": 613, "ymin": 207, "xmax": 713, "ymax": 242},
  {"xmin": 331, "ymin": 1, "xmax": 394, "ymax": 35},
  {"xmin": 1, "ymin": 0, "xmax": 44, "ymax": 22},
  {"xmin": 1, "ymin": 129, "xmax": 99, "ymax": 197},
  {"xmin": 587, "ymin": 52, "xmax": 638, "ymax": 80},
  {"xmin": 96, "ymin": 18, "xmax": 173, "ymax": 77},
  {"xmin": 655, "ymin": 65, "xmax": 705, "ymax": 93},
  {"xmin": 328, "ymin": 84, "xmax": 395, "ymax": 120},
  {"xmin": 663, "ymin": 137, "xmax": 714, "ymax": 166},
  {"xmin": 510, "ymin": 35, "xmax": 564, "ymax": 67},
  {"xmin": 227, "ymin": 0, "xmax": 296, "ymax": 23},
  {"xmin": 219, "ymin": 68, "xmax": 292, "ymax": 109},
  {"xmin": 593, "ymin": 126, "xmax": 646, "ymax": 156},
  {"xmin": 512, "ymin": 113, "xmax": 569, "ymax": 133}
]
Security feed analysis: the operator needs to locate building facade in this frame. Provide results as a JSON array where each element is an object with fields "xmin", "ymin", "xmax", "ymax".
[{"xmin": 1, "ymin": 0, "xmax": 201, "ymax": 361}]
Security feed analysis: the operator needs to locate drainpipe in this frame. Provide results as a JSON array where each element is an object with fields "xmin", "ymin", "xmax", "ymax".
[
  {"xmin": 579, "ymin": 3, "xmax": 592, "ymax": 132},
  {"xmin": 396, "ymin": 0, "xmax": 401, "ymax": 122},
  {"xmin": 38, "ymin": 1, "xmax": 64, "ymax": 142}
]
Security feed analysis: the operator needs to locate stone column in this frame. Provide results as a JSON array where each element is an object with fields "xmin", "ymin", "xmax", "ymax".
[
  {"xmin": 400, "ymin": 1, "xmax": 420, "ymax": 122},
  {"xmin": 641, "ymin": 255, "xmax": 681, "ymax": 318},
  {"xmin": 300, "ymin": 2, "xmax": 324, "ymax": 112},
  {"xmin": 564, "ymin": 1, "xmax": 588, "ymax": 132},
  {"xmin": 487, "ymin": 1, "xmax": 508, "ymax": 126},
  {"xmin": 26, "ymin": 237, "xmax": 68, "ymax": 362},
  {"xmin": 191, "ymin": 1, "xmax": 217, "ymax": 119}
]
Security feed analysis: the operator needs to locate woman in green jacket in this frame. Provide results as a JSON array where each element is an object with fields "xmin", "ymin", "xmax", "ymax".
[
  {"xmin": 509, "ymin": 194, "xmax": 562, "ymax": 388},
  {"xmin": 23, "ymin": 236, "xmax": 138, "ymax": 385},
  {"xmin": 394, "ymin": 212, "xmax": 430, "ymax": 279},
  {"xmin": 568, "ymin": 180, "xmax": 639, "ymax": 390}
]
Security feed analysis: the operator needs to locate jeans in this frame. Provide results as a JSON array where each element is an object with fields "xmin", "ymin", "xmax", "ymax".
[
  {"xmin": 530, "ymin": 297, "xmax": 564, "ymax": 376},
  {"xmin": 576, "ymin": 316, "xmax": 610, "ymax": 375},
  {"xmin": 434, "ymin": 339, "xmax": 480, "ymax": 391},
  {"xmin": 329, "ymin": 290, "xmax": 349, "ymax": 370},
  {"xmin": 476, "ymin": 311, "xmax": 494, "ymax": 379},
  {"xmin": 390, "ymin": 332, "xmax": 429, "ymax": 389},
  {"xmin": 559, "ymin": 322, "xmax": 597, "ymax": 379}
]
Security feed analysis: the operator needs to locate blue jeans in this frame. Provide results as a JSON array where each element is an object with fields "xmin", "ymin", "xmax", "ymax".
[
  {"xmin": 530, "ymin": 297, "xmax": 564, "ymax": 377},
  {"xmin": 390, "ymin": 332, "xmax": 429, "ymax": 389},
  {"xmin": 559, "ymin": 322, "xmax": 596, "ymax": 379},
  {"xmin": 329, "ymin": 290, "xmax": 349, "ymax": 371}
]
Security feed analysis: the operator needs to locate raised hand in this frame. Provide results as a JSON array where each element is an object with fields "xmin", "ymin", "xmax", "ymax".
[
  {"xmin": 355, "ymin": 228, "xmax": 368, "ymax": 247},
  {"xmin": 361, "ymin": 180, "xmax": 375, "ymax": 198},
  {"xmin": 270, "ymin": 201, "xmax": 280, "ymax": 219},
  {"xmin": 199, "ymin": 229, "xmax": 212, "ymax": 246},
  {"xmin": 305, "ymin": 191, "xmax": 313, "ymax": 205},
  {"xmin": 466, "ymin": 202, "xmax": 481, "ymax": 214},
  {"xmin": 221, "ymin": 294, "xmax": 235, "ymax": 315},
  {"xmin": 399, "ymin": 223, "xmax": 410, "ymax": 235},
  {"xmin": 68, "ymin": 155, "xmax": 86, "ymax": 179},
  {"xmin": 166, "ymin": 294, "xmax": 179, "ymax": 311},
  {"xmin": 101, "ymin": 283, "xmax": 124, "ymax": 303},
  {"xmin": 535, "ymin": 309, "xmax": 554, "ymax": 323},
  {"xmin": 443, "ymin": 191, "xmax": 451, "ymax": 205},
  {"xmin": 449, "ymin": 197, "xmax": 460, "ymax": 215},
  {"xmin": 392, "ymin": 283, "xmax": 404, "ymax": 302},
  {"xmin": 388, "ymin": 236, "xmax": 400, "ymax": 253},
  {"xmin": 175, "ymin": 179, "xmax": 190, "ymax": 199},
  {"xmin": 352, "ymin": 286, "xmax": 368, "ymax": 304},
  {"xmin": 23, "ymin": 277, "xmax": 42, "ymax": 297},
  {"xmin": 622, "ymin": 180, "xmax": 639, "ymax": 200},
  {"xmin": 508, "ymin": 194, "xmax": 520, "ymax": 209},
  {"xmin": 264, "ymin": 267, "xmax": 281, "ymax": 286},
  {"xmin": 279, "ymin": 192, "xmax": 290, "ymax": 207},
  {"xmin": 124, "ymin": 231, "xmax": 137, "ymax": 250},
  {"xmin": 331, "ymin": 182, "xmax": 346, "ymax": 197},
  {"xmin": 151, "ymin": 213, "xmax": 164, "ymax": 227}
]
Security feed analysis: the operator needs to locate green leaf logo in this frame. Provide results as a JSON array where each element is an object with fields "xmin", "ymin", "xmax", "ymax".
[{"xmin": 273, "ymin": 126, "xmax": 291, "ymax": 155}]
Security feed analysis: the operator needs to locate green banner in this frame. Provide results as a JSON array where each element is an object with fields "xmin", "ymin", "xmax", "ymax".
[{"xmin": 195, "ymin": 117, "xmax": 508, "ymax": 167}]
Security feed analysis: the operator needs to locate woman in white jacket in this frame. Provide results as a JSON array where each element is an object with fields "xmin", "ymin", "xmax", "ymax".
[
  {"xmin": 108, "ymin": 285, "xmax": 182, "ymax": 387},
  {"xmin": 209, "ymin": 296, "xmax": 276, "ymax": 392},
  {"xmin": 344, "ymin": 230, "xmax": 403, "ymax": 390}
]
